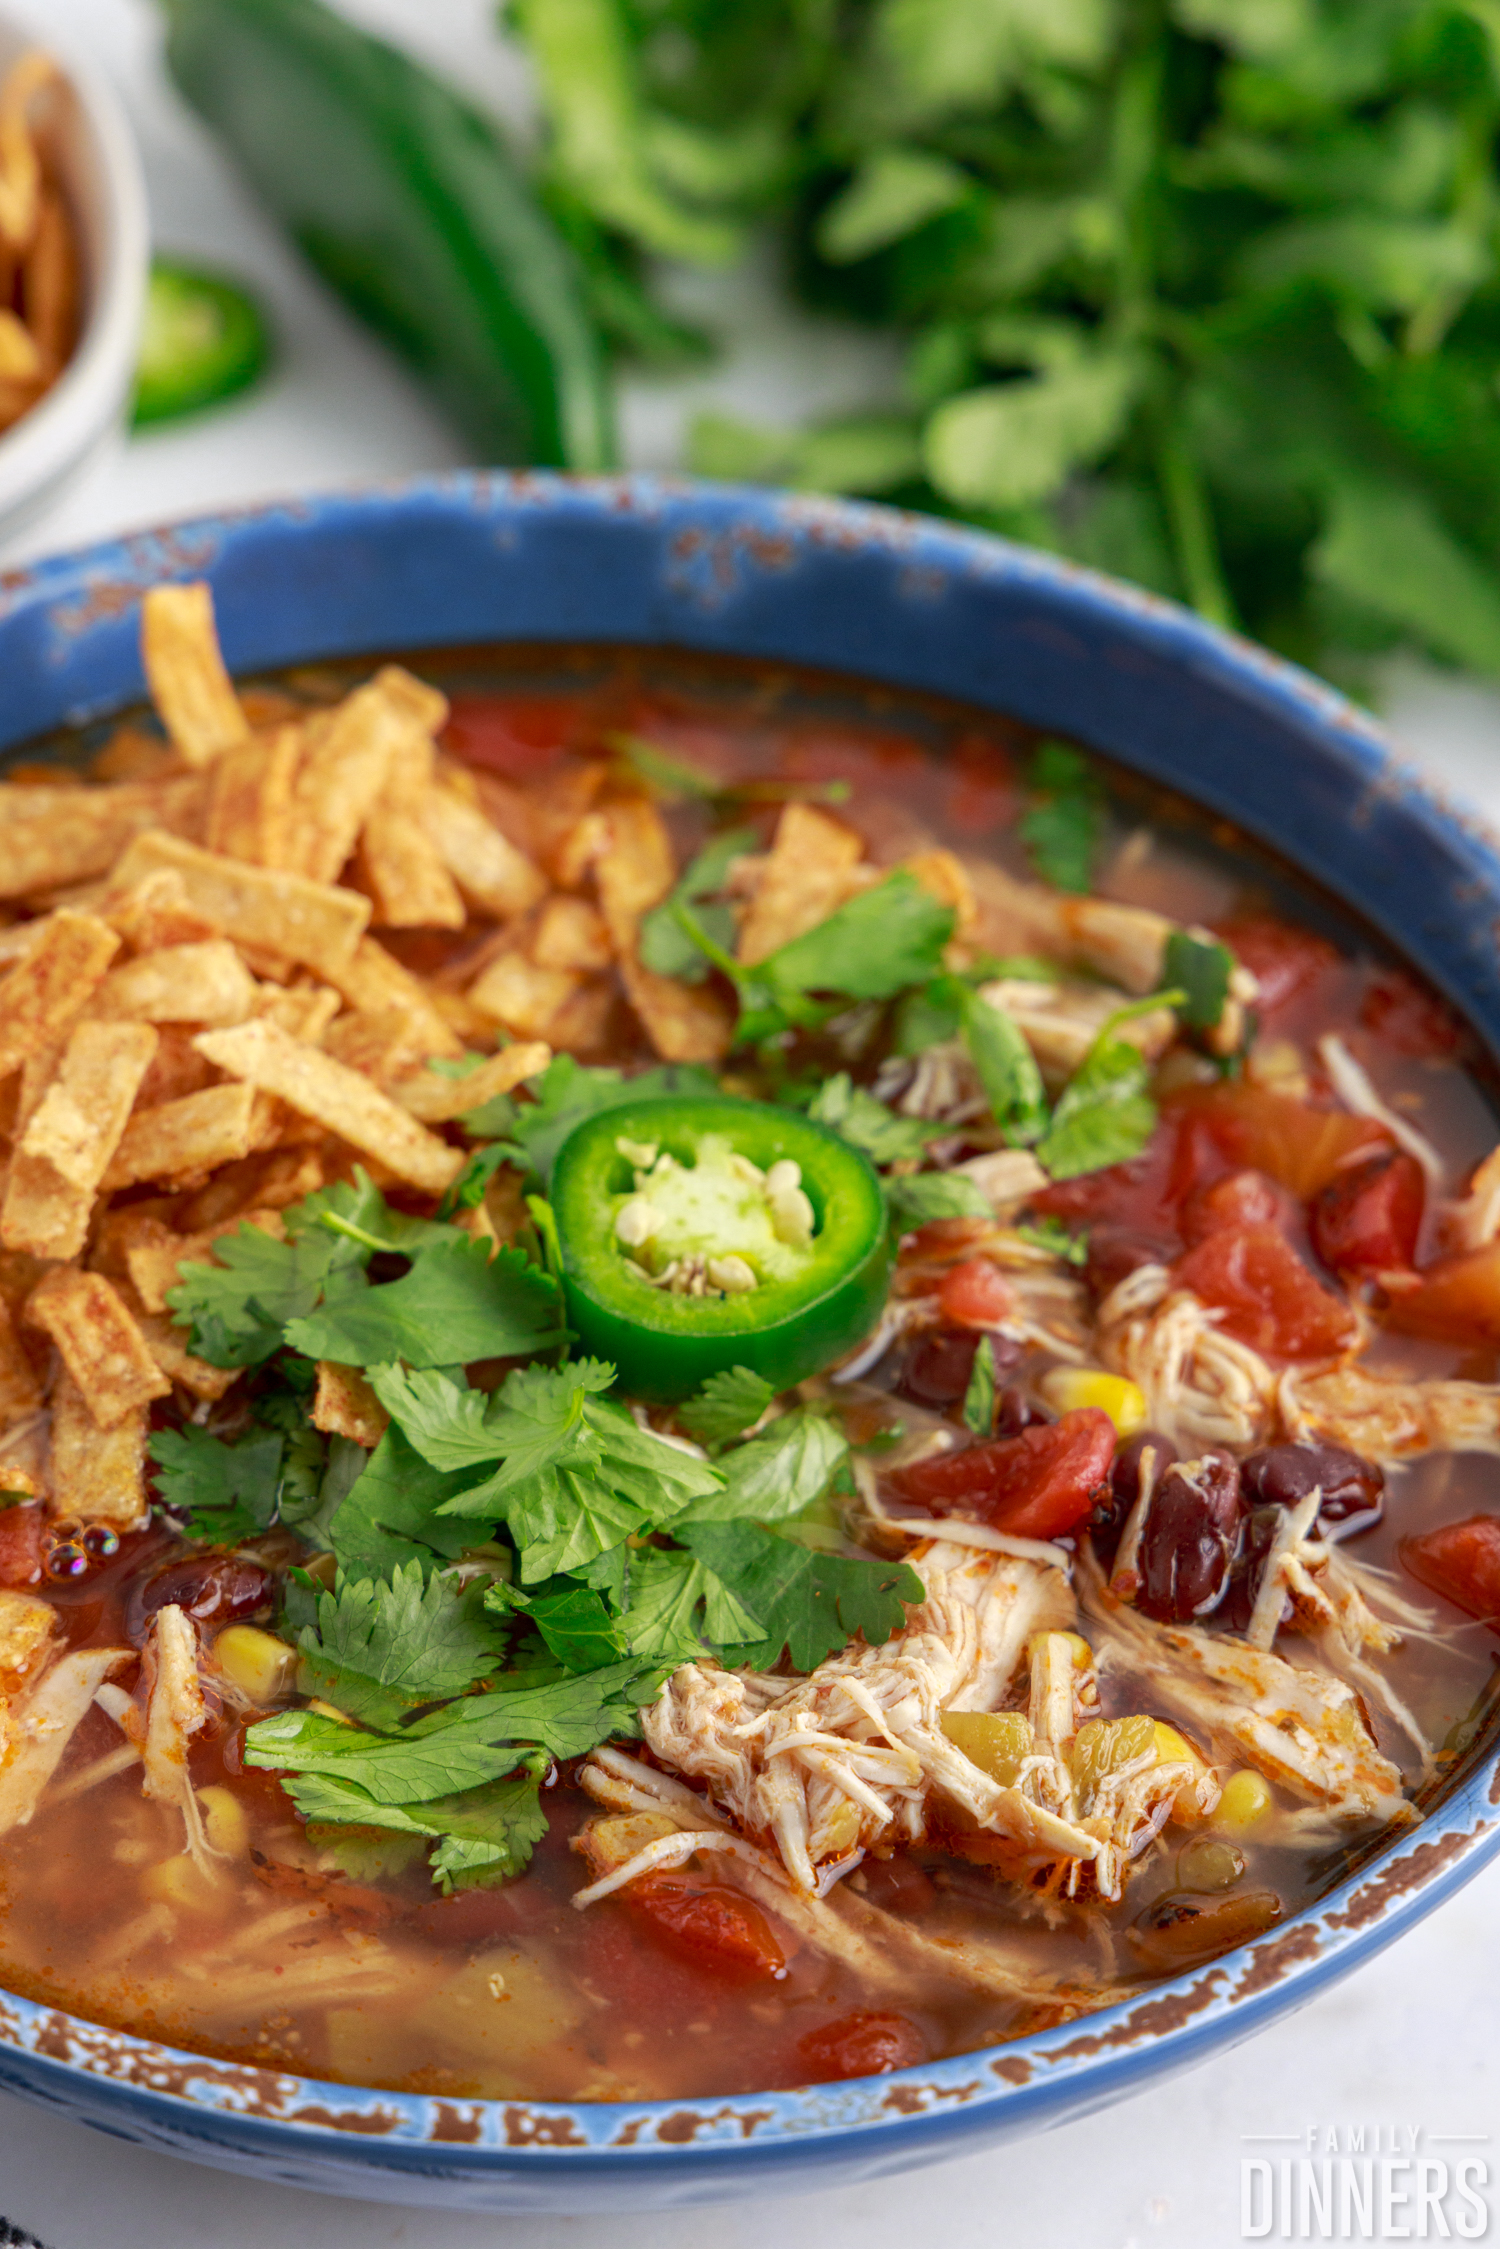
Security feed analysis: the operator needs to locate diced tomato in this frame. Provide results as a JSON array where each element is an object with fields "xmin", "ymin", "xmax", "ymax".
[
  {"xmin": 797, "ymin": 2010, "xmax": 929, "ymax": 2082},
  {"xmin": 1310, "ymin": 1151, "xmax": 1424, "ymax": 1275},
  {"xmin": 1400, "ymin": 1515, "xmax": 1500, "ymax": 1625},
  {"xmin": 1179, "ymin": 1168, "xmax": 1287, "ymax": 1248},
  {"xmin": 1173, "ymin": 1225, "xmax": 1357, "ymax": 1359},
  {"xmin": 1217, "ymin": 915, "xmax": 1343, "ymax": 1026},
  {"xmin": 1383, "ymin": 1241, "xmax": 1500, "ymax": 1347},
  {"xmin": 1167, "ymin": 1082, "xmax": 1391, "ymax": 1203},
  {"xmin": 628, "ymin": 1876, "xmax": 786, "ymax": 1982},
  {"xmin": 1358, "ymin": 967, "xmax": 1461, "ymax": 1061},
  {"xmin": 0, "ymin": 1502, "xmax": 44, "ymax": 1588},
  {"xmin": 936, "ymin": 1258, "xmax": 1014, "ymax": 1327},
  {"xmin": 891, "ymin": 1408, "xmax": 1116, "ymax": 1537},
  {"xmin": 441, "ymin": 695, "xmax": 578, "ymax": 779}
]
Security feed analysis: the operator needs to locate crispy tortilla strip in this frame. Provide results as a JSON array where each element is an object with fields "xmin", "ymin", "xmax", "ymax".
[
  {"xmin": 322, "ymin": 1008, "xmax": 433, "ymax": 1085},
  {"xmin": 531, "ymin": 895, "xmax": 612, "ymax": 972},
  {"xmin": 323, "ymin": 935, "xmax": 461, "ymax": 1059},
  {"xmin": 597, "ymin": 800, "xmax": 734, "ymax": 1064},
  {"xmin": 0, "ymin": 51, "xmax": 55, "ymax": 252},
  {"xmin": 394, "ymin": 1039, "xmax": 549, "ymax": 1124},
  {"xmin": 313, "ymin": 1361, "xmax": 389, "ymax": 1448},
  {"xmin": 108, "ymin": 832, "xmax": 369, "ymax": 976},
  {"xmin": 468, "ymin": 950, "xmax": 582, "ymax": 1040},
  {"xmin": 286, "ymin": 668, "xmax": 446, "ymax": 885},
  {"xmin": 0, "ymin": 777, "xmax": 207, "ymax": 902},
  {"xmin": 0, "ymin": 1645, "xmax": 134, "ymax": 1837},
  {"xmin": 194, "ymin": 1019, "xmax": 464, "ymax": 1194},
  {"xmin": 0, "ymin": 1588, "xmax": 58, "ymax": 1695},
  {"xmin": 105, "ymin": 1080, "xmax": 267, "ymax": 1192},
  {"xmin": 205, "ymin": 726, "xmax": 299, "ymax": 867},
  {"xmin": 23, "ymin": 182, "xmax": 78, "ymax": 379},
  {"xmin": 0, "ymin": 1297, "xmax": 41, "ymax": 1431},
  {"xmin": 737, "ymin": 803, "xmax": 864, "ymax": 967},
  {"xmin": 2, "ymin": 1021, "xmax": 158, "ymax": 1260},
  {"xmin": 422, "ymin": 781, "xmax": 547, "ymax": 920},
  {"xmin": 26, "ymin": 1268, "xmax": 170, "ymax": 1428},
  {"xmin": 141, "ymin": 584, "xmax": 249, "ymax": 769},
  {"xmin": 252, "ymin": 980, "xmax": 342, "ymax": 1044},
  {"xmin": 91, "ymin": 724, "xmax": 180, "ymax": 786},
  {"xmin": 134, "ymin": 1307, "xmax": 238, "ymax": 1403},
  {"xmin": 0, "ymin": 910, "xmax": 119, "ymax": 1078},
  {"xmin": 356, "ymin": 720, "xmax": 465, "ymax": 930},
  {"xmin": 105, "ymin": 869, "xmax": 220, "ymax": 952},
  {"xmin": 92, "ymin": 939, "xmax": 258, "ymax": 1029},
  {"xmin": 904, "ymin": 847, "xmax": 978, "ymax": 939},
  {"xmin": 48, "ymin": 1372, "xmax": 149, "ymax": 1528}
]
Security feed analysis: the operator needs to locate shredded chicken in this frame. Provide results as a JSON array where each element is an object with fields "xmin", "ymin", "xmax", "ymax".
[
  {"xmin": 0, "ymin": 1646, "xmax": 132, "ymax": 1835},
  {"xmin": 140, "ymin": 1603, "xmax": 216, "ymax": 1868},
  {"xmin": 978, "ymin": 975, "xmax": 1176, "ymax": 1091},
  {"xmin": 1098, "ymin": 1272, "xmax": 1282, "ymax": 1450},
  {"xmin": 1280, "ymin": 1363, "xmax": 1500, "ymax": 1461},
  {"xmin": 1079, "ymin": 1547, "xmax": 1409, "ymax": 1828},
  {"xmin": 1317, "ymin": 1033, "xmax": 1445, "ymax": 1192},
  {"xmin": 1441, "ymin": 1145, "xmax": 1500, "ymax": 1253}
]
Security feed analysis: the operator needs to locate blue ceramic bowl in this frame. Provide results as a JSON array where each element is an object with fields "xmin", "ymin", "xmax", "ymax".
[{"xmin": 2, "ymin": 476, "xmax": 1497, "ymax": 2211}]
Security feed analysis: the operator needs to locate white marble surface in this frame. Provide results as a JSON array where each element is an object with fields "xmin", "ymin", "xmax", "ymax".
[{"xmin": 2, "ymin": 3, "xmax": 1500, "ymax": 2242}]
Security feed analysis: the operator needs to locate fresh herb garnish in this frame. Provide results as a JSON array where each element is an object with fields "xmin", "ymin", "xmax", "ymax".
[
  {"xmin": 1165, "ymin": 929, "xmax": 1234, "ymax": 1032},
  {"xmin": 1034, "ymin": 992, "xmax": 1183, "ymax": 1181},
  {"xmin": 680, "ymin": 1520, "xmax": 922, "ymax": 1673},
  {"xmin": 639, "ymin": 826, "xmax": 757, "ymax": 982},
  {"xmin": 1017, "ymin": 1217, "xmax": 1090, "ymax": 1267},
  {"xmin": 955, "ymin": 982, "xmax": 1049, "ymax": 1147},
  {"xmin": 679, "ymin": 1364, "xmax": 775, "ymax": 1448},
  {"xmin": 962, "ymin": 1335, "xmax": 997, "ymax": 1438},
  {"xmin": 293, "ymin": 1560, "xmax": 510, "ymax": 1729},
  {"xmin": 1019, "ymin": 743, "xmax": 1104, "ymax": 894},
  {"xmin": 286, "ymin": 1240, "xmax": 565, "ymax": 1368},
  {"xmin": 806, "ymin": 1071, "xmax": 938, "ymax": 1166},
  {"xmin": 886, "ymin": 1171, "xmax": 991, "ymax": 1233}
]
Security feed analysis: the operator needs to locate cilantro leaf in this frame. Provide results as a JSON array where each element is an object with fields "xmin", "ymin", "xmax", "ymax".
[
  {"xmin": 734, "ymin": 870, "xmax": 956, "ymax": 1043},
  {"xmin": 957, "ymin": 983, "xmax": 1049, "ymax": 1147},
  {"xmin": 295, "ymin": 1560, "xmax": 508, "ymax": 1728},
  {"xmin": 962, "ymin": 1335, "xmax": 997, "ymax": 1437},
  {"xmin": 681, "ymin": 1409, "xmax": 850, "ymax": 1525},
  {"xmin": 1035, "ymin": 993, "xmax": 1180, "ymax": 1182},
  {"xmin": 166, "ymin": 1223, "xmax": 356, "ymax": 1369},
  {"xmin": 327, "ymin": 1426, "xmax": 480, "ymax": 1582},
  {"xmin": 617, "ymin": 1548, "xmax": 762, "ymax": 1666},
  {"xmin": 886, "ymin": 1170, "xmax": 991, "ymax": 1232},
  {"xmin": 679, "ymin": 1365, "xmax": 775, "ymax": 1448},
  {"xmin": 488, "ymin": 1577, "xmax": 625, "ymax": 1672},
  {"xmin": 1020, "ymin": 741, "xmax": 1103, "ymax": 894},
  {"xmin": 149, "ymin": 1425, "xmax": 284, "ymax": 1541},
  {"xmin": 806, "ymin": 1072, "xmax": 937, "ymax": 1165},
  {"xmin": 1165, "ymin": 929, "xmax": 1233, "ymax": 1032},
  {"xmin": 639, "ymin": 826, "xmax": 757, "ymax": 983},
  {"xmin": 288, "ymin": 1769, "xmax": 548, "ymax": 1893},
  {"xmin": 1017, "ymin": 1217, "xmax": 1089, "ymax": 1265},
  {"xmin": 285, "ymin": 1239, "xmax": 565, "ymax": 1368},
  {"xmin": 680, "ymin": 1521, "xmax": 922, "ymax": 1672},
  {"xmin": 500, "ymin": 1056, "xmax": 721, "ymax": 1186}
]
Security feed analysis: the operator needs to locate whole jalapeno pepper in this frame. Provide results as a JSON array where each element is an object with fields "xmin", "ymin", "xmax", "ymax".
[{"xmin": 549, "ymin": 1095, "xmax": 893, "ymax": 1400}]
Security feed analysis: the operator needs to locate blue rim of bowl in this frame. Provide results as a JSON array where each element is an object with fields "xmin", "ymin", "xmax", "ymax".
[{"xmin": 0, "ymin": 472, "xmax": 1497, "ymax": 2188}]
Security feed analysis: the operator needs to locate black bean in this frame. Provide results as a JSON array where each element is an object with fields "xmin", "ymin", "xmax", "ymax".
[
  {"xmin": 1137, "ymin": 1453, "xmax": 1244, "ymax": 1623},
  {"xmin": 125, "ymin": 1553, "xmax": 275, "ymax": 1647},
  {"xmin": 1240, "ymin": 1442, "xmax": 1384, "ymax": 1537},
  {"xmin": 1091, "ymin": 1428, "xmax": 1178, "ymax": 1565}
]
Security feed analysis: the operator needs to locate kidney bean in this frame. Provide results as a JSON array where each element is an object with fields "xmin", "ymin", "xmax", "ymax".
[
  {"xmin": 1179, "ymin": 1169, "xmax": 1286, "ymax": 1247},
  {"xmin": 1240, "ymin": 1442, "xmax": 1384, "ymax": 1536},
  {"xmin": 1216, "ymin": 1505, "xmax": 1284, "ymax": 1635},
  {"xmin": 1085, "ymin": 1224, "xmax": 1179, "ymax": 1305},
  {"xmin": 994, "ymin": 1384, "xmax": 1052, "ymax": 1438},
  {"xmin": 899, "ymin": 1329, "xmax": 1019, "ymax": 1410},
  {"xmin": 126, "ymin": 1552, "xmax": 274, "ymax": 1646},
  {"xmin": 1091, "ymin": 1429, "xmax": 1178, "ymax": 1565},
  {"xmin": 1137, "ymin": 1453, "xmax": 1244, "ymax": 1623},
  {"xmin": 1310, "ymin": 1150, "xmax": 1424, "ymax": 1275},
  {"xmin": 797, "ymin": 2010, "xmax": 929, "ymax": 2082}
]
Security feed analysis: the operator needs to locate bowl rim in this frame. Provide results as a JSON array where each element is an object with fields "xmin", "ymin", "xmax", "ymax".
[{"xmin": 2, "ymin": 470, "xmax": 1498, "ymax": 2190}]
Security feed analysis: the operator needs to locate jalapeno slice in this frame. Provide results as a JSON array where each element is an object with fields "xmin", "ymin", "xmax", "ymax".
[
  {"xmin": 550, "ymin": 1095, "xmax": 893, "ymax": 1401},
  {"xmin": 133, "ymin": 260, "xmax": 270, "ymax": 428}
]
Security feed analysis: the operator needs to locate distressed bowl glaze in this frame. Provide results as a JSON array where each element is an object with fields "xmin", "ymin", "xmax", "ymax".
[{"xmin": 1, "ymin": 476, "xmax": 1497, "ymax": 2211}]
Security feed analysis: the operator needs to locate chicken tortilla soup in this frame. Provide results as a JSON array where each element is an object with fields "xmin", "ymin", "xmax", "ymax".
[{"xmin": 0, "ymin": 588, "xmax": 1496, "ymax": 2102}]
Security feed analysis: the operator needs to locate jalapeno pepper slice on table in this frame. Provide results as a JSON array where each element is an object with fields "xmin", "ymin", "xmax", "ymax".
[{"xmin": 549, "ymin": 1096, "xmax": 893, "ymax": 1401}]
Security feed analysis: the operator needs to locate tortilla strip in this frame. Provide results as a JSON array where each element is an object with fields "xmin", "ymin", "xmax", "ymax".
[
  {"xmin": 92, "ymin": 939, "xmax": 258, "ymax": 1029},
  {"xmin": 140, "ymin": 584, "xmax": 249, "ymax": 769},
  {"xmin": 286, "ymin": 668, "xmax": 445, "ymax": 885},
  {"xmin": 1, "ymin": 776, "xmax": 208, "ymax": 902},
  {"xmin": 194, "ymin": 1019, "xmax": 464, "ymax": 1194},
  {"xmin": 105, "ymin": 868, "xmax": 221, "ymax": 952},
  {"xmin": 2, "ymin": 1020, "xmax": 158, "ymax": 1260},
  {"xmin": 108, "ymin": 832, "xmax": 369, "ymax": 976},
  {"xmin": 322, "ymin": 1008, "xmax": 434, "ymax": 1085},
  {"xmin": 0, "ymin": 50, "xmax": 55, "ymax": 253},
  {"xmin": 421, "ymin": 781, "xmax": 548, "ymax": 920},
  {"xmin": 0, "ymin": 1646, "xmax": 134, "ymax": 1838},
  {"xmin": 597, "ymin": 800, "xmax": 733, "ymax": 1064},
  {"xmin": 0, "ymin": 1589, "xmax": 58, "ymax": 1696},
  {"xmin": 322, "ymin": 936, "xmax": 461, "ymax": 1059},
  {"xmin": 736, "ymin": 803, "xmax": 865, "ymax": 966},
  {"xmin": 205, "ymin": 726, "xmax": 300, "ymax": 867},
  {"xmin": 393, "ymin": 1039, "xmax": 550, "ymax": 1123},
  {"xmin": 252, "ymin": 981, "xmax": 342, "ymax": 1044},
  {"xmin": 104, "ymin": 1080, "xmax": 267, "ymax": 1192},
  {"xmin": 48, "ymin": 1369, "xmax": 150, "ymax": 1528},
  {"xmin": 531, "ymin": 895, "xmax": 612, "ymax": 972},
  {"xmin": 0, "ymin": 909, "xmax": 119, "ymax": 1078},
  {"xmin": 313, "ymin": 1361, "xmax": 389, "ymax": 1448},
  {"xmin": 355, "ymin": 707, "xmax": 466, "ymax": 930},
  {"xmin": 133, "ymin": 1307, "xmax": 238, "ymax": 1403},
  {"xmin": 0, "ymin": 1296, "xmax": 41, "ymax": 1431},
  {"xmin": 26, "ymin": 1267, "xmax": 170, "ymax": 1428},
  {"xmin": 468, "ymin": 950, "xmax": 583, "ymax": 1040}
]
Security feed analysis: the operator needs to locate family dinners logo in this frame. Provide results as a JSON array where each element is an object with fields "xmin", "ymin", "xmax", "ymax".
[{"xmin": 1241, "ymin": 2127, "xmax": 1491, "ymax": 2239}]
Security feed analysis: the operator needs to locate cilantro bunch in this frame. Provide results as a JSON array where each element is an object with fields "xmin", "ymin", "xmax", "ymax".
[{"xmin": 512, "ymin": 0, "xmax": 1500, "ymax": 683}]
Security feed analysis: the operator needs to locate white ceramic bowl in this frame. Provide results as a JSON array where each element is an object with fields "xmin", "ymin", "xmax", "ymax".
[{"xmin": 0, "ymin": 15, "xmax": 147, "ymax": 544}]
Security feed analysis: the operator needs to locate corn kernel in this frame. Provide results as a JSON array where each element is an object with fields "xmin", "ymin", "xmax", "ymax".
[
  {"xmin": 142, "ymin": 1852, "xmax": 230, "ymax": 1916},
  {"xmin": 1151, "ymin": 1719, "xmax": 1210, "ymax": 1823},
  {"xmin": 1071, "ymin": 1713, "xmax": 1154, "ymax": 1793},
  {"xmin": 942, "ymin": 1710, "xmax": 1034, "ymax": 1787},
  {"xmin": 214, "ymin": 1624, "xmax": 297, "ymax": 1706},
  {"xmin": 589, "ymin": 1811, "xmax": 679, "ymax": 1872},
  {"xmin": 197, "ymin": 1783, "xmax": 250, "ymax": 1859},
  {"xmin": 1037, "ymin": 1367, "xmax": 1147, "ymax": 1437},
  {"xmin": 818, "ymin": 1798, "xmax": 863, "ymax": 1855},
  {"xmin": 1061, "ymin": 1632, "xmax": 1094, "ymax": 1671},
  {"xmin": 1213, "ymin": 1768, "xmax": 1274, "ymax": 1836}
]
